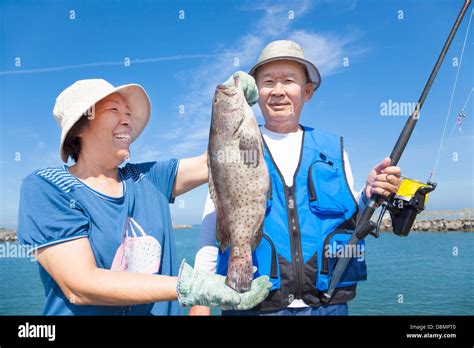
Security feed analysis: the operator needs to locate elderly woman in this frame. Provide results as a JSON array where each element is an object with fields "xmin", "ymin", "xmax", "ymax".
[{"xmin": 17, "ymin": 79, "xmax": 270, "ymax": 315}]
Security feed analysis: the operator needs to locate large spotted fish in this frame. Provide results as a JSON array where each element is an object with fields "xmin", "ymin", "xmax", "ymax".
[{"xmin": 208, "ymin": 75, "xmax": 270, "ymax": 293}]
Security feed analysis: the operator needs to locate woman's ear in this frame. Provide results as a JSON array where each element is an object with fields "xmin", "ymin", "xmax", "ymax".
[
  {"xmin": 304, "ymin": 83, "xmax": 314, "ymax": 101},
  {"xmin": 76, "ymin": 127, "xmax": 86, "ymax": 139},
  {"xmin": 77, "ymin": 118, "xmax": 91, "ymax": 138}
]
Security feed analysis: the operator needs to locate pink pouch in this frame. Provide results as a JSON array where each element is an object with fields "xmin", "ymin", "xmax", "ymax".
[{"xmin": 111, "ymin": 217, "xmax": 162, "ymax": 274}]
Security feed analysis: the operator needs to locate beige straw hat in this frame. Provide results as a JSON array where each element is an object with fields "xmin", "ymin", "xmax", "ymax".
[
  {"xmin": 249, "ymin": 40, "xmax": 321, "ymax": 91},
  {"xmin": 53, "ymin": 79, "xmax": 151, "ymax": 162}
]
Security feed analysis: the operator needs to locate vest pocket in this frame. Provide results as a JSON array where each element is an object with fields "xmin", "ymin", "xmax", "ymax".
[
  {"xmin": 216, "ymin": 234, "xmax": 281, "ymax": 291},
  {"xmin": 261, "ymin": 234, "xmax": 278, "ymax": 278},
  {"xmin": 254, "ymin": 233, "xmax": 280, "ymax": 290},
  {"xmin": 302, "ymin": 252, "xmax": 318, "ymax": 294},
  {"xmin": 307, "ymin": 155, "xmax": 348, "ymax": 215},
  {"xmin": 320, "ymin": 230, "xmax": 367, "ymax": 288}
]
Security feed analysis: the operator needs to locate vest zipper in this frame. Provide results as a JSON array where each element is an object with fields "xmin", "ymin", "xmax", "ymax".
[
  {"xmin": 285, "ymin": 185, "xmax": 304, "ymax": 299},
  {"xmin": 261, "ymin": 126, "xmax": 306, "ymax": 303}
]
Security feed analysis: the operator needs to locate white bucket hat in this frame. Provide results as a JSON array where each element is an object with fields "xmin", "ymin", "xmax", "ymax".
[
  {"xmin": 53, "ymin": 79, "xmax": 151, "ymax": 162},
  {"xmin": 249, "ymin": 40, "xmax": 321, "ymax": 91}
]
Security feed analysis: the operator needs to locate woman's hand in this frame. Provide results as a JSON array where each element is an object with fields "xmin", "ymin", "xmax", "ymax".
[
  {"xmin": 177, "ymin": 261, "xmax": 271, "ymax": 310},
  {"xmin": 172, "ymin": 152, "xmax": 208, "ymax": 197}
]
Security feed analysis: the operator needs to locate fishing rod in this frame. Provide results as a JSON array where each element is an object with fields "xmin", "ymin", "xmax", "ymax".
[{"xmin": 321, "ymin": 0, "xmax": 472, "ymax": 303}]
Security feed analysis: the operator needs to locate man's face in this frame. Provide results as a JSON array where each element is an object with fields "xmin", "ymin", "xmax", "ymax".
[{"xmin": 255, "ymin": 60, "xmax": 314, "ymax": 132}]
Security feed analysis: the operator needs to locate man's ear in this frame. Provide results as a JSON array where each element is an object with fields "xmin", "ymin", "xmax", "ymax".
[{"xmin": 304, "ymin": 83, "xmax": 314, "ymax": 101}]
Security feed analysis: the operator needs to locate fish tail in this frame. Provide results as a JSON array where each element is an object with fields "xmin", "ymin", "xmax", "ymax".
[{"xmin": 225, "ymin": 246, "xmax": 253, "ymax": 293}]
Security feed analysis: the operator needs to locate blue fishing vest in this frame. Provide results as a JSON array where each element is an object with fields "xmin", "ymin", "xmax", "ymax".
[{"xmin": 216, "ymin": 126, "xmax": 367, "ymax": 311}]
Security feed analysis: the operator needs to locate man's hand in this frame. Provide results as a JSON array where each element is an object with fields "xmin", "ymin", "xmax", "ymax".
[
  {"xmin": 365, "ymin": 157, "xmax": 402, "ymax": 199},
  {"xmin": 223, "ymin": 71, "xmax": 258, "ymax": 106}
]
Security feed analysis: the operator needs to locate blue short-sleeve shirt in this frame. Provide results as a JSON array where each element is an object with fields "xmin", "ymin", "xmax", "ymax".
[{"xmin": 17, "ymin": 160, "xmax": 181, "ymax": 316}]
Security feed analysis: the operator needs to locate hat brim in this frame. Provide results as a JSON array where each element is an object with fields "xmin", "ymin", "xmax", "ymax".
[
  {"xmin": 59, "ymin": 83, "xmax": 151, "ymax": 163},
  {"xmin": 249, "ymin": 56, "xmax": 321, "ymax": 91}
]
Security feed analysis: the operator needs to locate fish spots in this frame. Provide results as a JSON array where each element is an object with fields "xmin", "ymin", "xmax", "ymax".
[{"xmin": 209, "ymin": 83, "xmax": 270, "ymax": 292}]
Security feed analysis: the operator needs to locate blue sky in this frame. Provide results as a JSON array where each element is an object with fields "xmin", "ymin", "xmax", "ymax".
[{"xmin": 0, "ymin": 0, "xmax": 472, "ymax": 228}]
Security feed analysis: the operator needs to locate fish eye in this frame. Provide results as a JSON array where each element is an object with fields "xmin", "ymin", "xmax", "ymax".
[{"xmin": 214, "ymin": 98, "xmax": 219, "ymax": 103}]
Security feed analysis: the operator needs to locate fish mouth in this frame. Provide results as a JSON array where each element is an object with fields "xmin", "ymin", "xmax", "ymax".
[{"xmin": 216, "ymin": 84, "xmax": 238, "ymax": 96}]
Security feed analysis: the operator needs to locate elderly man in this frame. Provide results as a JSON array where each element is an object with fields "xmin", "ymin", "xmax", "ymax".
[{"xmin": 190, "ymin": 40, "xmax": 402, "ymax": 316}]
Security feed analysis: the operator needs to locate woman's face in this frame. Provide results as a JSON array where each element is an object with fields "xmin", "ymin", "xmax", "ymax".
[{"xmin": 78, "ymin": 93, "xmax": 133, "ymax": 166}]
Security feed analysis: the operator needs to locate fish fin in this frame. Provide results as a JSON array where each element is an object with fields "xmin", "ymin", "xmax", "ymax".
[
  {"xmin": 216, "ymin": 209, "xmax": 231, "ymax": 251},
  {"xmin": 208, "ymin": 153, "xmax": 230, "ymax": 251},
  {"xmin": 238, "ymin": 132, "xmax": 259, "ymax": 151},
  {"xmin": 250, "ymin": 215, "xmax": 264, "ymax": 250},
  {"xmin": 226, "ymin": 246, "xmax": 253, "ymax": 293},
  {"xmin": 232, "ymin": 115, "xmax": 246, "ymax": 138},
  {"xmin": 208, "ymin": 159, "xmax": 217, "ymax": 205},
  {"xmin": 239, "ymin": 135, "xmax": 261, "ymax": 168},
  {"xmin": 239, "ymin": 110, "xmax": 264, "ymax": 167},
  {"xmin": 209, "ymin": 164, "xmax": 231, "ymax": 251}
]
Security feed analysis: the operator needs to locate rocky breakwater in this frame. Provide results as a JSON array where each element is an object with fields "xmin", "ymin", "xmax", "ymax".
[
  {"xmin": 1, "ymin": 216, "xmax": 472, "ymax": 242},
  {"xmin": 172, "ymin": 224, "xmax": 193, "ymax": 230},
  {"xmin": 0, "ymin": 228, "xmax": 17, "ymax": 242},
  {"xmin": 378, "ymin": 218, "xmax": 474, "ymax": 232},
  {"xmin": 0, "ymin": 225, "xmax": 193, "ymax": 242}
]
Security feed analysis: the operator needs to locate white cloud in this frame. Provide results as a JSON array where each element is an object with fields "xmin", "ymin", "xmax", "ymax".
[
  {"xmin": 162, "ymin": 0, "xmax": 369, "ymax": 158},
  {"xmin": 0, "ymin": 53, "xmax": 237, "ymax": 76},
  {"xmin": 289, "ymin": 29, "xmax": 368, "ymax": 77},
  {"xmin": 170, "ymin": 139, "xmax": 207, "ymax": 156},
  {"xmin": 10, "ymin": 1, "xmax": 367, "ymax": 164},
  {"xmin": 132, "ymin": 145, "xmax": 163, "ymax": 163}
]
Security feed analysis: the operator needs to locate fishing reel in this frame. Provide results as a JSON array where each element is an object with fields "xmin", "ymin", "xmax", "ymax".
[{"xmin": 375, "ymin": 178, "xmax": 437, "ymax": 237}]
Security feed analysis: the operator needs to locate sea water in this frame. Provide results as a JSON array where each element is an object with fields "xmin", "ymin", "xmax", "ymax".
[{"xmin": 0, "ymin": 227, "xmax": 472, "ymax": 315}]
